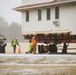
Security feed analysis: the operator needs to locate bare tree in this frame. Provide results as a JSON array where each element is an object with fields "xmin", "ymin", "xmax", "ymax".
[
  {"xmin": 0, "ymin": 17, "xmax": 9, "ymax": 40},
  {"xmin": 0, "ymin": 16, "xmax": 24, "ymax": 42},
  {"xmin": 9, "ymin": 22, "xmax": 24, "ymax": 42}
]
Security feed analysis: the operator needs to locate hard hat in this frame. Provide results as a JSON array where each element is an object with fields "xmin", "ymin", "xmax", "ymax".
[
  {"xmin": 15, "ymin": 38, "xmax": 18, "ymax": 40},
  {"xmin": 32, "ymin": 37, "xmax": 35, "ymax": 39}
]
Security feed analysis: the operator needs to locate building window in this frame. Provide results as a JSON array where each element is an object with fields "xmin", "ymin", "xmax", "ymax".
[
  {"xmin": 55, "ymin": 7, "xmax": 59, "ymax": 19},
  {"xmin": 26, "ymin": 11, "xmax": 29, "ymax": 22},
  {"xmin": 38, "ymin": 9, "xmax": 41, "ymax": 21},
  {"xmin": 47, "ymin": 8, "xmax": 50, "ymax": 20}
]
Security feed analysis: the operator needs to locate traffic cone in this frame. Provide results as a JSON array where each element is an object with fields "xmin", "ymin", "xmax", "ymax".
[{"xmin": 18, "ymin": 47, "xmax": 21, "ymax": 54}]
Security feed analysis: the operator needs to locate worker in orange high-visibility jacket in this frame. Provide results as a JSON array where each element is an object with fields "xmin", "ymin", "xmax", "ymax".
[{"xmin": 31, "ymin": 37, "xmax": 37, "ymax": 54}]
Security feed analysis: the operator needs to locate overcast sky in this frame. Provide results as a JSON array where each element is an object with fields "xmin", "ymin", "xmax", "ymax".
[{"xmin": 0, "ymin": 0, "xmax": 22, "ymax": 24}]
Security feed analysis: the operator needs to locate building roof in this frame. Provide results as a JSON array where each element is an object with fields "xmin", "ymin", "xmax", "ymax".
[{"xmin": 13, "ymin": 0, "xmax": 76, "ymax": 11}]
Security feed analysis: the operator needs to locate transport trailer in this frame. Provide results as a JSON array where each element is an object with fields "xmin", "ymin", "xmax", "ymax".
[
  {"xmin": 23, "ymin": 31, "xmax": 76, "ymax": 54},
  {"xmin": 23, "ymin": 31, "xmax": 76, "ymax": 43}
]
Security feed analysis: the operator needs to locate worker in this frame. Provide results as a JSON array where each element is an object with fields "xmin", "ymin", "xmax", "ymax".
[
  {"xmin": 31, "ymin": 37, "xmax": 37, "ymax": 54},
  {"xmin": 62, "ymin": 43, "xmax": 69, "ymax": 53},
  {"xmin": 11, "ymin": 38, "xmax": 20, "ymax": 53},
  {"xmin": 27, "ymin": 39, "xmax": 33, "ymax": 53}
]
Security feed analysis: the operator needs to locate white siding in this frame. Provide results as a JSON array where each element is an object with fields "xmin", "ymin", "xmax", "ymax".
[
  {"xmin": 60, "ymin": 5, "xmax": 76, "ymax": 34},
  {"xmin": 22, "ymin": 8, "xmax": 53, "ymax": 32}
]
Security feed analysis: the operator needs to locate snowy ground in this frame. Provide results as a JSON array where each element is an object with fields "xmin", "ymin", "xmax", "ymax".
[
  {"xmin": 0, "ymin": 43, "xmax": 76, "ymax": 75},
  {"xmin": 0, "ymin": 54, "xmax": 76, "ymax": 75}
]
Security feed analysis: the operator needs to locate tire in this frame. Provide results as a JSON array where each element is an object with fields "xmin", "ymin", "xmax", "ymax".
[
  {"xmin": 38, "ymin": 45, "xmax": 41, "ymax": 53},
  {"xmin": 38, "ymin": 45, "xmax": 44, "ymax": 53}
]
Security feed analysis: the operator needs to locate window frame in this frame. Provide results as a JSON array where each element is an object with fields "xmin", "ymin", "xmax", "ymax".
[
  {"xmin": 47, "ymin": 8, "xmax": 50, "ymax": 20},
  {"xmin": 55, "ymin": 7, "xmax": 59, "ymax": 19},
  {"xmin": 38, "ymin": 9, "xmax": 41, "ymax": 21},
  {"xmin": 26, "ymin": 11, "xmax": 29, "ymax": 22}
]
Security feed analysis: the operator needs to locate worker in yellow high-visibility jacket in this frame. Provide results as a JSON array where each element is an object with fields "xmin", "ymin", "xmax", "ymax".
[
  {"xmin": 11, "ymin": 38, "xmax": 20, "ymax": 53},
  {"xmin": 28, "ymin": 40, "xmax": 33, "ymax": 53}
]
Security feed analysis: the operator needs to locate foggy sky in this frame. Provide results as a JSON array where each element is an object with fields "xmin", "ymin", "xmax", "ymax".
[{"xmin": 0, "ymin": 0, "xmax": 22, "ymax": 24}]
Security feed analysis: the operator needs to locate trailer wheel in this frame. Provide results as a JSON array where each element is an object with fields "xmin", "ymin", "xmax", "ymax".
[
  {"xmin": 38, "ymin": 45, "xmax": 44, "ymax": 53},
  {"xmin": 38, "ymin": 45, "xmax": 41, "ymax": 53}
]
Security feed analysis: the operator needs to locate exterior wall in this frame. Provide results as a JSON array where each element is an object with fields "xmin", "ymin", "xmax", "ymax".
[
  {"xmin": 60, "ymin": 5, "xmax": 76, "ymax": 34},
  {"xmin": 22, "ymin": 8, "xmax": 53, "ymax": 32},
  {"xmin": 22, "ymin": 0, "xmax": 53, "ymax": 5},
  {"xmin": 22, "ymin": 3, "xmax": 76, "ymax": 34}
]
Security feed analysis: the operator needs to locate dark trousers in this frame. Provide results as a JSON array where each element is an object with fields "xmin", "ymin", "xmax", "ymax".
[
  {"xmin": 62, "ymin": 48, "xmax": 67, "ymax": 53},
  {"xmin": 13, "ymin": 45, "xmax": 16, "ymax": 53},
  {"xmin": 32, "ymin": 46, "xmax": 36, "ymax": 54}
]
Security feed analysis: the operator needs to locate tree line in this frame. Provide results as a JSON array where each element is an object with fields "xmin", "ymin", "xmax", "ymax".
[{"xmin": 0, "ymin": 17, "xmax": 24, "ymax": 42}]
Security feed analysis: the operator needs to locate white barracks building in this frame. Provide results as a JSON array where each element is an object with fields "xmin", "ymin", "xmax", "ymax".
[{"xmin": 14, "ymin": 0, "xmax": 76, "ymax": 35}]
